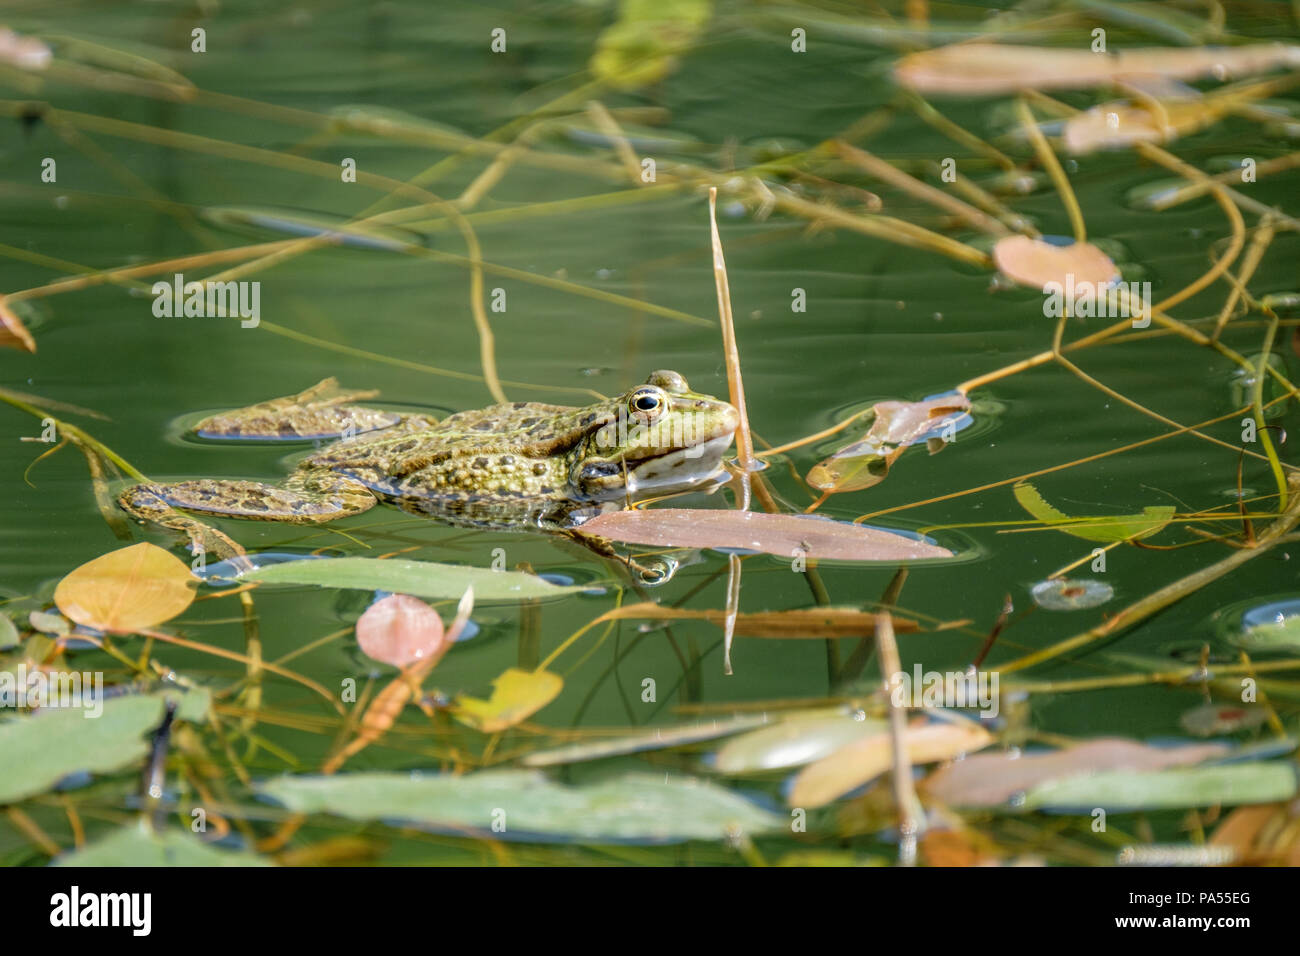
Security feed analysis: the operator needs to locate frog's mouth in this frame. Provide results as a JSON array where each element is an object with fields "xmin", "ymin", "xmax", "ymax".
[{"xmin": 576, "ymin": 432, "xmax": 735, "ymax": 500}]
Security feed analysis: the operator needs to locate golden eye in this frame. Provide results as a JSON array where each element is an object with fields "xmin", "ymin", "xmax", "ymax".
[{"xmin": 628, "ymin": 386, "xmax": 665, "ymax": 418}]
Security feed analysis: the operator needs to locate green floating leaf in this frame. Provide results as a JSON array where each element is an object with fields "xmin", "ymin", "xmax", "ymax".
[
  {"xmin": 1021, "ymin": 762, "xmax": 1297, "ymax": 811},
  {"xmin": 259, "ymin": 769, "xmax": 783, "ymax": 844},
  {"xmin": 54, "ymin": 824, "xmax": 271, "ymax": 866},
  {"xmin": 1234, "ymin": 615, "xmax": 1300, "ymax": 653},
  {"xmin": 713, "ymin": 711, "xmax": 889, "ymax": 774},
  {"xmin": 0, "ymin": 615, "xmax": 18, "ymax": 651},
  {"xmin": 524, "ymin": 714, "xmax": 771, "ymax": 768},
  {"xmin": 0, "ymin": 690, "xmax": 206, "ymax": 804},
  {"xmin": 242, "ymin": 557, "xmax": 590, "ymax": 602},
  {"xmin": 1013, "ymin": 481, "xmax": 1174, "ymax": 543}
]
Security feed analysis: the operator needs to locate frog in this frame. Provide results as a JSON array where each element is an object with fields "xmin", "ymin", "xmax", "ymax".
[{"xmin": 117, "ymin": 371, "xmax": 739, "ymax": 576}]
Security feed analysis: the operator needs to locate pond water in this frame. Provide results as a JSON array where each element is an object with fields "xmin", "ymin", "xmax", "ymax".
[{"xmin": 2, "ymin": 1, "xmax": 1298, "ymax": 865}]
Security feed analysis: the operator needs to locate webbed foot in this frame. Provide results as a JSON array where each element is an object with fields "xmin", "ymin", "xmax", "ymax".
[{"xmin": 118, "ymin": 473, "xmax": 379, "ymax": 563}]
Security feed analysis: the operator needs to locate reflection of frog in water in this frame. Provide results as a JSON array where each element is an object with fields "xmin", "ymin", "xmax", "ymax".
[{"xmin": 118, "ymin": 371, "xmax": 739, "ymax": 576}]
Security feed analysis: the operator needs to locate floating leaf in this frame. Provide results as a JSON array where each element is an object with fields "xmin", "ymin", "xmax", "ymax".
[
  {"xmin": 788, "ymin": 718, "xmax": 994, "ymax": 808},
  {"xmin": 455, "ymin": 668, "xmax": 563, "ymax": 733},
  {"xmin": 578, "ymin": 509, "xmax": 951, "ymax": 561},
  {"xmin": 590, "ymin": 0, "xmax": 712, "ymax": 89},
  {"xmin": 0, "ymin": 615, "xmax": 18, "ymax": 650},
  {"xmin": 1180, "ymin": 703, "xmax": 1271, "ymax": 737},
  {"xmin": 993, "ymin": 235, "xmax": 1120, "ymax": 291},
  {"xmin": 920, "ymin": 828, "xmax": 1000, "ymax": 867},
  {"xmin": 54, "ymin": 823, "xmax": 271, "ymax": 866},
  {"xmin": 1021, "ymin": 762, "xmax": 1297, "ymax": 811},
  {"xmin": 807, "ymin": 394, "xmax": 971, "ymax": 493},
  {"xmin": 242, "ymin": 556, "xmax": 589, "ymax": 602},
  {"xmin": 54, "ymin": 542, "xmax": 197, "ymax": 634},
  {"xmin": 1013, "ymin": 481, "xmax": 1173, "ymax": 543},
  {"xmin": 0, "ymin": 28, "xmax": 51, "ymax": 71},
  {"xmin": 1030, "ymin": 577, "xmax": 1114, "ymax": 610},
  {"xmin": 0, "ymin": 691, "xmax": 206, "ymax": 803},
  {"xmin": 714, "ymin": 711, "xmax": 890, "ymax": 773},
  {"xmin": 0, "ymin": 297, "xmax": 36, "ymax": 353},
  {"xmin": 921, "ymin": 739, "xmax": 1229, "ymax": 808},
  {"xmin": 259, "ymin": 769, "xmax": 783, "ymax": 843},
  {"xmin": 1062, "ymin": 96, "xmax": 1237, "ymax": 154},
  {"xmin": 1209, "ymin": 803, "xmax": 1300, "ymax": 864},
  {"xmin": 524, "ymin": 714, "xmax": 771, "ymax": 767},
  {"xmin": 1233, "ymin": 615, "xmax": 1300, "ymax": 653},
  {"xmin": 894, "ymin": 42, "xmax": 1300, "ymax": 96},
  {"xmin": 28, "ymin": 610, "xmax": 70, "ymax": 636},
  {"xmin": 355, "ymin": 594, "xmax": 446, "ymax": 667},
  {"xmin": 595, "ymin": 602, "xmax": 921, "ymax": 638}
]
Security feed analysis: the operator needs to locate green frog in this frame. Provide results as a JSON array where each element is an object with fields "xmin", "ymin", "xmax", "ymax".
[{"xmin": 118, "ymin": 371, "xmax": 739, "ymax": 575}]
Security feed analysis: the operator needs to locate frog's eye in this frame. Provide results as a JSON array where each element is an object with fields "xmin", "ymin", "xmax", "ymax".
[{"xmin": 628, "ymin": 386, "xmax": 667, "ymax": 421}]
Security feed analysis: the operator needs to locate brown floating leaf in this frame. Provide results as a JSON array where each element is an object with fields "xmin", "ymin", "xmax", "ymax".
[
  {"xmin": 920, "ymin": 738, "xmax": 1229, "ymax": 808},
  {"xmin": 578, "ymin": 509, "xmax": 951, "ymax": 561},
  {"xmin": 789, "ymin": 719, "xmax": 994, "ymax": 808},
  {"xmin": 807, "ymin": 394, "xmax": 970, "ymax": 493},
  {"xmin": 355, "ymin": 593, "xmax": 446, "ymax": 667},
  {"xmin": 919, "ymin": 828, "xmax": 1001, "ymax": 867},
  {"xmin": 600, "ymin": 602, "xmax": 921, "ymax": 638},
  {"xmin": 992, "ymin": 235, "xmax": 1119, "ymax": 291},
  {"xmin": 0, "ymin": 297, "xmax": 36, "ymax": 353},
  {"xmin": 54, "ymin": 542, "xmax": 197, "ymax": 634},
  {"xmin": 894, "ymin": 42, "xmax": 1300, "ymax": 96}
]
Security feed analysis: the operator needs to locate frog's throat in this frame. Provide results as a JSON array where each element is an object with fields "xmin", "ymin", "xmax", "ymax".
[{"xmin": 620, "ymin": 431, "xmax": 736, "ymax": 496}]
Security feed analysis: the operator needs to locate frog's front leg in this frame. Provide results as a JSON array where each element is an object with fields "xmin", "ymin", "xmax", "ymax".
[
  {"xmin": 118, "ymin": 472, "xmax": 378, "ymax": 559},
  {"xmin": 561, "ymin": 529, "xmax": 674, "ymax": 585},
  {"xmin": 194, "ymin": 377, "xmax": 403, "ymax": 440}
]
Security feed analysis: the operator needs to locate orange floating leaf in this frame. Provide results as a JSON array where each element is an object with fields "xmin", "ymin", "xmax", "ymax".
[
  {"xmin": 894, "ymin": 42, "xmax": 1300, "ymax": 96},
  {"xmin": 992, "ymin": 235, "xmax": 1119, "ymax": 291},
  {"xmin": 920, "ymin": 738, "xmax": 1229, "ymax": 808},
  {"xmin": 789, "ymin": 719, "xmax": 993, "ymax": 808},
  {"xmin": 54, "ymin": 542, "xmax": 197, "ymax": 634}
]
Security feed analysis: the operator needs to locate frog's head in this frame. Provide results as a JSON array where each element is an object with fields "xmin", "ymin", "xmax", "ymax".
[{"xmin": 572, "ymin": 370, "xmax": 739, "ymax": 501}]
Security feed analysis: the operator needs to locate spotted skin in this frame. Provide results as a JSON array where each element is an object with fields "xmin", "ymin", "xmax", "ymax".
[{"xmin": 117, "ymin": 371, "xmax": 739, "ymax": 561}]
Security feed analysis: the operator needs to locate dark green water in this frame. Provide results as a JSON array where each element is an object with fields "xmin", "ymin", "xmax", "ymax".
[{"xmin": 2, "ymin": 1, "xmax": 1298, "ymax": 864}]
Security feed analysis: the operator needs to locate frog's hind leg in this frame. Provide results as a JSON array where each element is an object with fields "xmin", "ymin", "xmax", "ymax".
[
  {"xmin": 193, "ymin": 377, "xmax": 404, "ymax": 440},
  {"xmin": 118, "ymin": 473, "xmax": 378, "ymax": 561}
]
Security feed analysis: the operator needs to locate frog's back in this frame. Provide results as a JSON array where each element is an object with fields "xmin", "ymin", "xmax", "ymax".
[{"xmin": 300, "ymin": 401, "xmax": 595, "ymax": 514}]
